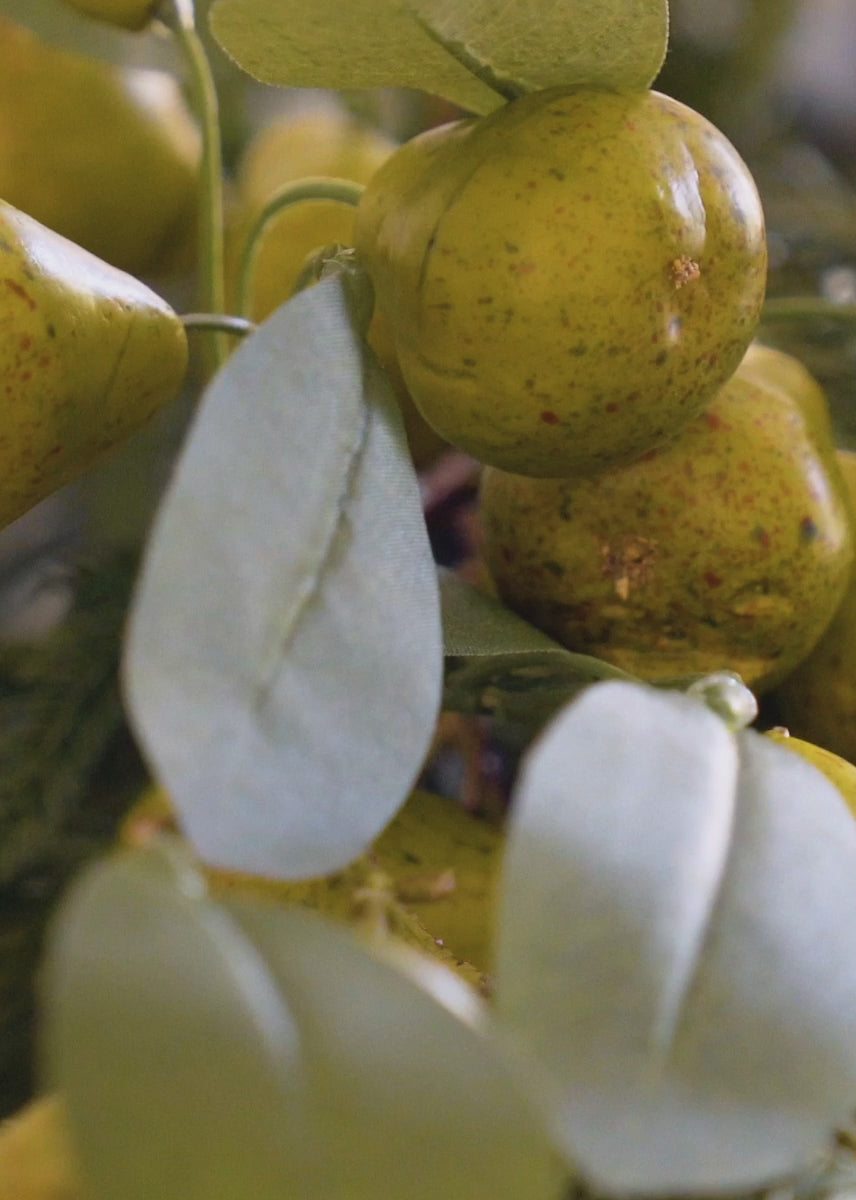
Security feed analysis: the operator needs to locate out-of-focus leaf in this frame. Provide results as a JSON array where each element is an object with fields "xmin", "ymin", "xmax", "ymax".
[
  {"xmin": 409, "ymin": 0, "xmax": 669, "ymax": 96},
  {"xmin": 440, "ymin": 569, "xmax": 634, "ymax": 724},
  {"xmin": 41, "ymin": 841, "xmax": 311, "ymax": 1200},
  {"xmin": 226, "ymin": 899, "xmax": 566, "ymax": 1200},
  {"xmin": 208, "ymin": 0, "xmax": 503, "ymax": 115},
  {"xmin": 496, "ymin": 681, "xmax": 856, "ymax": 1195},
  {"xmin": 124, "ymin": 274, "xmax": 442, "ymax": 880}
]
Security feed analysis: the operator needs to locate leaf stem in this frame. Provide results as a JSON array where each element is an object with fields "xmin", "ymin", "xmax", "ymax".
[
  {"xmin": 237, "ymin": 177, "xmax": 365, "ymax": 318},
  {"xmin": 181, "ymin": 313, "xmax": 257, "ymax": 339},
  {"xmin": 158, "ymin": 0, "xmax": 227, "ymax": 371},
  {"xmin": 762, "ymin": 298, "xmax": 856, "ymax": 324}
]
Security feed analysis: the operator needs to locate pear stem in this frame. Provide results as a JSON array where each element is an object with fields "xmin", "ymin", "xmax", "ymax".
[
  {"xmin": 181, "ymin": 313, "xmax": 257, "ymax": 338},
  {"xmin": 237, "ymin": 177, "xmax": 365, "ymax": 319},
  {"xmin": 160, "ymin": 0, "xmax": 227, "ymax": 371}
]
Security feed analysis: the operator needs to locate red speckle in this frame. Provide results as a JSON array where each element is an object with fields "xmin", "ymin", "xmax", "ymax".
[
  {"xmin": 4, "ymin": 279, "xmax": 36, "ymax": 309},
  {"xmin": 510, "ymin": 261, "xmax": 537, "ymax": 276},
  {"xmin": 705, "ymin": 412, "xmax": 724, "ymax": 430},
  {"xmin": 540, "ymin": 410, "xmax": 559, "ymax": 424},
  {"xmin": 19, "ymin": 335, "xmax": 31, "ymax": 350},
  {"xmin": 704, "ymin": 570, "xmax": 723, "ymax": 588},
  {"xmin": 605, "ymin": 402, "xmax": 619, "ymax": 413},
  {"xmin": 46, "ymin": 445, "xmax": 63, "ymax": 457}
]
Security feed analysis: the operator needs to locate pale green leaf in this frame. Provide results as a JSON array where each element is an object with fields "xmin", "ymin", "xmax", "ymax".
[
  {"xmin": 40, "ymin": 841, "xmax": 311, "ymax": 1200},
  {"xmin": 440, "ymin": 568, "xmax": 635, "ymax": 724},
  {"xmin": 410, "ymin": 0, "xmax": 669, "ymax": 96},
  {"xmin": 496, "ymin": 681, "xmax": 856, "ymax": 1194},
  {"xmin": 208, "ymin": 0, "xmax": 503, "ymax": 115},
  {"xmin": 226, "ymin": 899, "xmax": 567, "ymax": 1200},
  {"xmin": 123, "ymin": 274, "xmax": 442, "ymax": 880}
]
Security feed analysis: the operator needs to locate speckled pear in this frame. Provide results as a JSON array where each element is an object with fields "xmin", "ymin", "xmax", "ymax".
[
  {"xmin": 479, "ymin": 350, "xmax": 853, "ymax": 692},
  {"xmin": 0, "ymin": 200, "xmax": 188, "ymax": 529},
  {"xmin": 355, "ymin": 86, "xmax": 767, "ymax": 477}
]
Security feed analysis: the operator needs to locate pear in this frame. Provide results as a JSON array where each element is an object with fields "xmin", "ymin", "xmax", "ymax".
[
  {"xmin": 773, "ymin": 450, "xmax": 856, "ymax": 758},
  {"xmin": 0, "ymin": 18, "xmax": 199, "ymax": 276},
  {"xmin": 355, "ymin": 86, "xmax": 767, "ymax": 478},
  {"xmin": 479, "ymin": 350, "xmax": 853, "ymax": 693},
  {"xmin": 0, "ymin": 200, "xmax": 188, "ymax": 530},
  {"xmin": 230, "ymin": 104, "xmax": 448, "ymax": 469}
]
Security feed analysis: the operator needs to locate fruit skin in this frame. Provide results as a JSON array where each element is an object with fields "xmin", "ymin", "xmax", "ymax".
[
  {"xmin": 0, "ymin": 19, "xmax": 199, "ymax": 276},
  {"xmin": 740, "ymin": 342, "xmax": 837, "ymax": 452},
  {"xmin": 355, "ymin": 86, "xmax": 767, "ymax": 478},
  {"xmin": 773, "ymin": 450, "xmax": 856, "ymax": 759},
  {"xmin": 0, "ymin": 1095, "xmax": 81, "ymax": 1199},
  {"xmin": 479, "ymin": 350, "xmax": 853, "ymax": 692},
  {"xmin": 766, "ymin": 728, "xmax": 856, "ymax": 821},
  {"xmin": 60, "ymin": 0, "xmax": 157, "ymax": 28},
  {"xmin": 230, "ymin": 105, "xmax": 447, "ymax": 468},
  {"xmin": 0, "ymin": 201, "xmax": 188, "ymax": 530}
]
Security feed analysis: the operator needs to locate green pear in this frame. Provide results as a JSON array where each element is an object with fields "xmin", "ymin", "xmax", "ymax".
[
  {"xmin": 355, "ymin": 86, "xmax": 767, "ymax": 477},
  {"xmin": 0, "ymin": 18, "xmax": 199, "ymax": 276},
  {"xmin": 479, "ymin": 350, "xmax": 853, "ymax": 693},
  {"xmin": 773, "ymin": 450, "xmax": 856, "ymax": 756},
  {"xmin": 0, "ymin": 200, "xmax": 188, "ymax": 530}
]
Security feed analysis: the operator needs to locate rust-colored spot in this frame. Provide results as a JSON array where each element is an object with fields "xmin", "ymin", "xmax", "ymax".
[
  {"xmin": 606, "ymin": 402, "xmax": 619, "ymax": 413},
  {"xmin": 705, "ymin": 411, "xmax": 724, "ymax": 430},
  {"xmin": 670, "ymin": 257, "xmax": 701, "ymax": 289},
  {"xmin": 601, "ymin": 536, "xmax": 657, "ymax": 600},
  {"xmin": 540, "ymin": 410, "xmax": 559, "ymax": 424},
  {"xmin": 4, "ymin": 278, "xmax": 36, "ymax": 309},
  {"xmin": 704, "ymin": 570, "xmax": 723, "ymax": 588}
]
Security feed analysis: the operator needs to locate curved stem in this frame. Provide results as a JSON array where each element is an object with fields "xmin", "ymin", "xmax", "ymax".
[
  {"xmin": 160, "ymin": 0, "xmax": 226, "ymax": 372},
  {"xmin": 762, "ymin": 297, "xmax": 856, "ymax": 324},
  {"xmin": 181, "ymin": 313, "xmax": 257, "ymax": 339},
  {"xmin": 237, "ymin": 177, "xmax": 365, "ymax": 319}
]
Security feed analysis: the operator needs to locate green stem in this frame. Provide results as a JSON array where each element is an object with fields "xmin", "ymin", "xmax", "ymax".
[
  {"xmin": 237, "ymin": 177, "xmax": 365, "ymax": 319},
  {"xmin": 762, "ymin": 298, "xmax": 856, "ymax": 324},
  {"xmin": 160, "ymin": 0, "xmax": 226, "ymax": 372},
  {"xmin": 181, "ymin": 313, "xmax": 257, "ymax": 339}
]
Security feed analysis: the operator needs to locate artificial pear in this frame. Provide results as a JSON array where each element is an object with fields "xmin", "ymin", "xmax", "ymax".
[
  {"xmin": 479, "ymin": 350, "xmax": 853, "ymax": 692},
  {"xmin": 0, "ymin": 200, "xmax": 188, "ymax": 530},
  {"xmin": 773, "ymin": 450, "xmax": 856, "ymax": 758},
  {"xmin": 0, "ymin": 18, "xmax": 199, "ymax": 276}
]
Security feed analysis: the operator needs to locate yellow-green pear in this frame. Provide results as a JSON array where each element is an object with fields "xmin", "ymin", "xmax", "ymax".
[
  {"xmin": 774, "ymin": 450, "xmax": 856, "ymax": 758},
  {"xmin": 479, "ymin": 350, "xmax": 853, "ymax": 692},
  {"xmin": 61, "ymin": 0, "xmax": 158, "ymax": 29},
  {"xmin": 0, "ymin": 200, "xmax": 188, "ymax": 529},
  {"xmin": 0, "ymin": 18, "xmax": 199, "ymax": 276}
]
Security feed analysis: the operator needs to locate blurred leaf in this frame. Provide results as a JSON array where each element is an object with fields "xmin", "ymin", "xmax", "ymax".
[
  {"xmin": 409, "ymin": 0, "xmax": 669, "ymax": 95},
  {"xmin": 124, "ymin": 275, "xmax": 442, "ymax": 880},
  {"xmin": 440, "ymin": 569, "xmax": 634, "ymax": 724},
  {"xmin": 495, "ymin": 681, "xmax": 856, "ymax": 1195},
  {"xmin": 226, "ymin": 899, "xmax": 566, "ymax": 1200},
  {"xmin": 41, "ymin": 841, "xmax": 311, "ymax": 1200},
  {"xmin": 208, "ymin": 0, "xmax": 503, "ymax": 114}
]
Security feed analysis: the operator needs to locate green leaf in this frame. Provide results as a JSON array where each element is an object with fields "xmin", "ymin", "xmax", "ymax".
[
  {"xmin": 440, "ymin": 569, "xmax": 635, "ymax": 724},
  {"xmin": 41, "ymin": 840, "xmax": 310, "ymax": 1200},
  {"xmin": 208, "ymin": 0, "xmax": 504, "ymax": 115},
  {"xmin": 495, "ymin": 681, "xmax": 856, "ymax": 1194},
  {"xmin": 225, "ymin": 900, "xmax": 566, "ymax": 1200},
  {"xmin": 123, "ymin": 273, "xmax": 442, "ymax": 880},
  {"xmin": 409, "ymin": 0, "xmax": 669, "ymax": 96}
]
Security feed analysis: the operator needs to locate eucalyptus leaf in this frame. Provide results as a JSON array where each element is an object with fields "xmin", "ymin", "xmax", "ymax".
[
  {"xmin": 409, "ymin": 0, "xmax": 669, "ymax": 96},
  {"xmin": 40, "ymin": 840, "xmax": 312, "ymax": 1200},
  {"xmin": 440, "ymin": 569, "xmax": 634, "ymax": 724},
  {"xmin": 495, "ymin": 680, "xmax": 856, "ymax": 1194},
  {"xmin": 208, "ymin": 0, "xmax": 503, "ymax": 115},
  {"xmin": 123, "ymin": 274, "xmax": 442, "ymax": 880},
  {"xmin": 226, "ymin": 899, "xmax": 567, "ymax": 1200}
]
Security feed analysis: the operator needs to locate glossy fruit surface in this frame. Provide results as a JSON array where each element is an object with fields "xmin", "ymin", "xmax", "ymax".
[
  {"xmin": 0, "ymin": 201, "xmax": 188, "ymax": 530},
  {"xmin": 232, "ymin": 105, "xmax": 448, "ymax": 468},
  {"xmin": 740, "ymin": 342, "xmax": 836, "ymax": 452},
  {"xmin": 0, "ymin": 19, "xmax": 199, "ymax": 275},
  {"xmin": 61, "ymin": 0, "xmax": 157, "ymax": 28},
  {"xmin": 479, "ymin": 350, "xmax": 853, "ymax": 692},
  {"xmin": 773, "ymin": 450, "xmax": 856, "ymax": 758},
  {"xmin": 766, "ymin": 728, "xmax": 856, "ymax": 821},
  {"xmin": 355, "ymin": 86, "xmax": 767, "ymax": 477}
]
